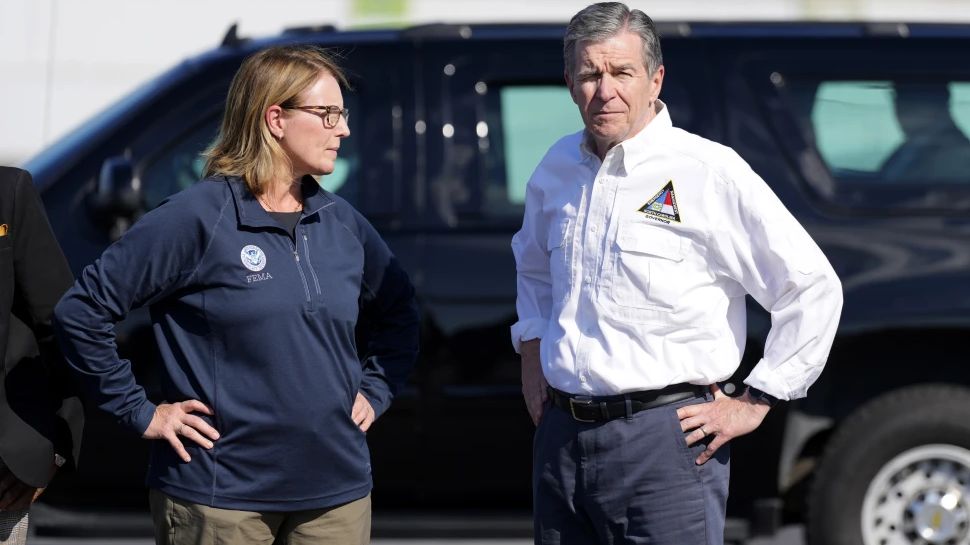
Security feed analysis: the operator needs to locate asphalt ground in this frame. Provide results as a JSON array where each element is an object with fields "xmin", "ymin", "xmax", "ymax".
[
  {"xmin": 28, "ymin": 526, "xmax": 807, "ymax": 545},
  {"xmin": 32, "ymin": 536, "xmax": 805, "ymax": 545},
  {"xmin": 26, "ymin": 502, "xmax": 806, "ymax": 544}
]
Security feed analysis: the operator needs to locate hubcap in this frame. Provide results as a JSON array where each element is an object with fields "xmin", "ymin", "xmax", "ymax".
[{"xmin": 862, "ymin": 445, "xmax": 970, "ymax": 545}]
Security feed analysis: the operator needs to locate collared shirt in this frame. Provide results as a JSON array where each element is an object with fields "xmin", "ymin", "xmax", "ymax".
[{"xmin": 510, "ymin": 102, "xmax": 843, "ymax": 400}]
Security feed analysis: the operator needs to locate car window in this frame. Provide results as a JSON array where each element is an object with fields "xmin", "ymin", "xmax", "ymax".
[
  {"xmin": 949, "ymin": 82, "xmax": 970, "ymax": 142},
  {"xmin": 140, "ymin": 107, "xmax": 357, "ymax": 210},
  {"xmin": 500, "ymin": 86, "xmax": 584, "ymax": 206},
  {"xmin": 140, "ymin": 119, "xmax": 218, "ymax": 209},
  {"xmin": 810, "ymin": 81, "xmax": 903, "ymax": 174},
  {"xmin": 793, "ymin": 79, "xmax": 970, "ymax": 186},
  {"xmin": 478, "ymin": 80, "xmax": 694, "ymax": 220}
]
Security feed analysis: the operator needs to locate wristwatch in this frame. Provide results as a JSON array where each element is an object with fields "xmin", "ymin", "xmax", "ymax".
[{"xmin": 747, "ymin": 386, "xmax": 780, "ymax": 407}]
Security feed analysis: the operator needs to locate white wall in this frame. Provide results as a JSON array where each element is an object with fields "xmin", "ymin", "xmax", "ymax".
[{"xmin": 2, "ymin": 0, "xmax": 969, "ymax": 165}]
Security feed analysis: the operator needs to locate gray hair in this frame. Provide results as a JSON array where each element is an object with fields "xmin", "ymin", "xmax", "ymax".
[{"xmin": 564, "ymin": 2, "xmax": 663, "ymax": 78}]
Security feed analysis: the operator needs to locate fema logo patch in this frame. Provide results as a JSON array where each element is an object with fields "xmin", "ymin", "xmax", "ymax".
[
  {"xmin": 638, "ymin": 180, "xmax": 681, "ymax": 224},
  {"xmin": 240, "ymin": 245, "xmax": 267, "ymax": 272}
]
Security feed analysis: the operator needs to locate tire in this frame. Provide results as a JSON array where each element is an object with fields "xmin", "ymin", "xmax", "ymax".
[{"xmin": 807, "ymin": 384, "xmax": 970, "ymax": 545}]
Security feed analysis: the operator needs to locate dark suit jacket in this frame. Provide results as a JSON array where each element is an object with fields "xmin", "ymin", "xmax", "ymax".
[{"xmin": 0, "ymin": 166, "xmax": 83, "ymax": 487}]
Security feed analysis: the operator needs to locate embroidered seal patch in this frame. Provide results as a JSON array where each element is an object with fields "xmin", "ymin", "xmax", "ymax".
[
  {"xmin": 638, "ymin": 180, "xmax": 681, "ymax": 224},
  {"xmin": 240, "ymin": 245, "xmax": 267, "ymax": 272}
]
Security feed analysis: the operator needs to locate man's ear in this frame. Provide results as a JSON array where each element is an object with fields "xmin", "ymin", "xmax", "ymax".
[
  {"xmin": 650, "ymin": 65, "xmax": 665, "ymax": 102},
  {"xmin": 564, "ymin": 70, "xmax": 580, "ymax": 106},
  {"xmin": 265, "ymin": 104, "xmax": 285, "ymax": 139}
]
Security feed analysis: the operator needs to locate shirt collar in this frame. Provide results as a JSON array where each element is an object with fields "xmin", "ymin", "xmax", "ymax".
[
  {"xmin": 226, "ymin": 175, "xmax": 335, "ymax": 229},
  {"xmin": 578, "ymin": 100, "xmax": 672, "ymax": 174}
]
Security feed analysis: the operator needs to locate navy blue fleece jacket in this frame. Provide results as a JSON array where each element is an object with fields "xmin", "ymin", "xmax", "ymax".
[{"xmin": 54, "ymin": 176, "xmax": 419, "ymax": 510}]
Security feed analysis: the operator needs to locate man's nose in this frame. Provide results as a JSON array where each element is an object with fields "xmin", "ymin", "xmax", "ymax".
[{"xmin": 596, "ymin": 74, "xmax": 617, "ymax": 101}]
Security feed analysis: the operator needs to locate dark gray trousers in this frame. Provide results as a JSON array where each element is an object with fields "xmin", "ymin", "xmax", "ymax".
[{"xmin": 533, "ymin": 392, "xmax": 730, "ymax": 545}]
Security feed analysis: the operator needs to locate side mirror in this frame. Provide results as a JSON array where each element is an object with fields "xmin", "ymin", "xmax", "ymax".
[{"xmin": 88, "ymin": 156, "xmax": 143, "ymax": 239}]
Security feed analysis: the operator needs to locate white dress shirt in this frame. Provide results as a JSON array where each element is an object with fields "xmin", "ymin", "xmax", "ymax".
[{"xmin": 511, "ymin": 102, "xmax": 843, "ymax": 400}]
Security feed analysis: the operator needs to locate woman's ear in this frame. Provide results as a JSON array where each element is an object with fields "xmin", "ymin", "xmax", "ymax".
[{"xmin": 265, "ymin": 104, "xmax": 285, "ymax": 140}]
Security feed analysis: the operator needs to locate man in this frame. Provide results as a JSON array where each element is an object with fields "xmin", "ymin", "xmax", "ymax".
[
  {"xmin": 883, "ymin": 83, "xmax": 970, "ymax": 183},
  {"xmin": 0, "ymin": 167, "xmax": 83, "ymax": 544},
  {"xmin": 511, "ymin": 3, "xmax": 843, "ymax": 544}
]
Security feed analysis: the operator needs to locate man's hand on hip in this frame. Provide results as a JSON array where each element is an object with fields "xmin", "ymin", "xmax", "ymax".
[
  {"xmin": 676, "ymin": 383, "xmax": 771, "ymax": 465},
  {"xmin": 520, "ymin": 339, "xmax": 548, "ymax": 426}
]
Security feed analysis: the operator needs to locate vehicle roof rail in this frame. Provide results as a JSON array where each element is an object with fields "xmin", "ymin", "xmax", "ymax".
[
  {"xmin": 655, "ymin": 22, "xmax": 692, "ymax": 37},
  {"xmin": 865, "ymin": 22, "xmax": 911, "ymax": 37},
  {"xmin": 402, "ymin": 23, "xmax": 475, "ymax": 40},
  {"xmin": 283, "ymin": 24, "xmax": 338, "ymax": 35}
]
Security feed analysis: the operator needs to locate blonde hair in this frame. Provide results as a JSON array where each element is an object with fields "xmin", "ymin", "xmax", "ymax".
[{"xmin": 204, "ymin": 45, "xmax": 348, "ymax": 196}]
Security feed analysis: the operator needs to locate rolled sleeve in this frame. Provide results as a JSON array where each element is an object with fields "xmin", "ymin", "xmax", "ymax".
[
  {"xmin": 510, "ymin": 317, "xmax": 548, "ymax": 354},
  {"xmin": 510, "ymin": 178, "xmax": 553, "ymax": 355},
  {"xmin": 710, "ymin": 154, "xmax": 844, "ymax": 400}
]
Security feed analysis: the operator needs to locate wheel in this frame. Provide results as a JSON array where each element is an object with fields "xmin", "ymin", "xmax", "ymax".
[{"xmin": 807, "ymin": 384, "xmax": 970, "ymax": 545}]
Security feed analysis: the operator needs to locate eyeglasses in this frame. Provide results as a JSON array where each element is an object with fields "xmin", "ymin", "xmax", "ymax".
[{"xmin": 284, "ymin": 105, "xmax": 350, "ymax": 128}]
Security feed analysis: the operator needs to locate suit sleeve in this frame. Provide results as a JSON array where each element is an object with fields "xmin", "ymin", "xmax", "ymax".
[{"xmin": 10, "ymin": 169, "xmax": 83, "ymax": 470}]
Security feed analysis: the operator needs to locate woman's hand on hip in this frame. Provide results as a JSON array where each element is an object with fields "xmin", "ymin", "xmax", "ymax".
[
  {"xmin": 143, "ymin": 400, "xmax": 220, "ymax": 462},
  {"xmin": 352, "ymin": 393, "xmax": 376, "ymax": 432}
]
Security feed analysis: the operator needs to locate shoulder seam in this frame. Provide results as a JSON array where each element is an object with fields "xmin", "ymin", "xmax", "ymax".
[
  {"xmin": 653, "ymin": 135, "xmax": 736, "ymax": 190},
  {"xmin": 323, "ymin": 203, "xmax": 377, "ymax": 299},
  {"xmin": 190, "ymin": 188, "xmax": 233, "ymax": 283}
]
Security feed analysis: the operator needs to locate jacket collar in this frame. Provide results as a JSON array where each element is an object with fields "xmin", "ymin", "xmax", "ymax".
[{"xmin": 225, "ymin": 175, "xmax": 335, "ymax": 229}]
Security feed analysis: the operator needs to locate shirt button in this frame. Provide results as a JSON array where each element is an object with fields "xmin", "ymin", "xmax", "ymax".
[{"xmin": 584, "ymin": 276, "xmax": 592, "ymax": 284}]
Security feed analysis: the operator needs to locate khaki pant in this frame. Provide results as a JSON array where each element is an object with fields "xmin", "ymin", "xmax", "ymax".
[{"xmin": 149, "ymin": 489, "xmax": 370, "ymax": 545}]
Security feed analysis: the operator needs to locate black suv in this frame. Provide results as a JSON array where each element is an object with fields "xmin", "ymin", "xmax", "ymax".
[{"xmin": 24, "ymin": 22, "xmax": 970, "ymax": 545}]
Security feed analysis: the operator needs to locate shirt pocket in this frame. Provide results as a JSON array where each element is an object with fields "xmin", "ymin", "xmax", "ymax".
[
  {"xmin": 546, "ymin": 217, "xmax": 572, "ymax": 304},
  {"xmin": 610, "ymin": 221, "xmax": 685, "ymax": 312}
]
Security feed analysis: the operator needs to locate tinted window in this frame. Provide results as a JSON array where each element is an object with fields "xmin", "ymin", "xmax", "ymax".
[
  {"xmin": 793, "ymin": 79, "xmax": 970, "ymax": 187},
  {"xmin": 477, "ymin": 80, "xmax": 694, "ymax": 221},
  {"xmin": 811, "ymin": 81, "xmax": 903, "ymax": 174},
  {"xmin": 141, "ymin": 119, "xmax": 219, "ymax": 209},
  {"xmin": 139, "ymin": 100, "xmax": 358, "ymax": 210},
  {"xmin": 500, "ymin": 86, "xmax": 583, "ymax": 205}
]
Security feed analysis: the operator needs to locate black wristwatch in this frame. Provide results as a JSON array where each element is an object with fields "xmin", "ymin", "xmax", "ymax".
[{"xmin": 747, "ymin": 386, "xmax": 780, "ymax": 407}]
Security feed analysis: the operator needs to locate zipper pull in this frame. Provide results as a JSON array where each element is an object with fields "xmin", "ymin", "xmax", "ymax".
[{"xmin": 293, "ymin": 247, "xmax": 300, "ymax": 262}]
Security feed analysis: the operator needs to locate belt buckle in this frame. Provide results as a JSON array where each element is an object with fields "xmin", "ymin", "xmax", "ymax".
[{"xmin": 569, "ymin": 395, "xmax": 596, "ymax": 422}]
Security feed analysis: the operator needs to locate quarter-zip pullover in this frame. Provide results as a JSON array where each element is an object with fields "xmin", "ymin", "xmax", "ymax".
[{"xmin": 54, "ymin": 176, "xmax": 419, "ymax": 511}]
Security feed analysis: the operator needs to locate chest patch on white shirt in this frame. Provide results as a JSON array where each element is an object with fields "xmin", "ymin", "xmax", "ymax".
[{"xmin": 638, "ymin": 181, "xmax": 682, "ymax": 224}]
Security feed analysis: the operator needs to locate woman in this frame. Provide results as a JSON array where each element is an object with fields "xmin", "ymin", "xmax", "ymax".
[{"xmin": 54, "ymin": 45, "xmax": 419, "ymax": 545}]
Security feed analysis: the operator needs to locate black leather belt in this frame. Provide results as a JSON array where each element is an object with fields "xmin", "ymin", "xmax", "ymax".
[{"xmin": 549, "ymin": 383, "xmax": 705, "ymax": 423}]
